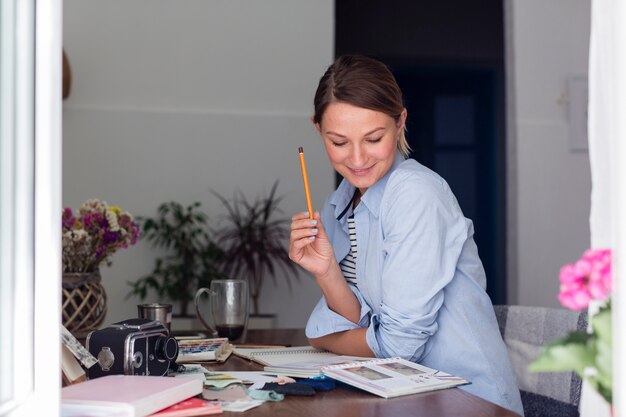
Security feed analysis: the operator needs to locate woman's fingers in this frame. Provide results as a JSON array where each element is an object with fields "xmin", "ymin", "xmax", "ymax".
[
  {"xmin": 290, "ymin": 234, "xmax": 315, "ymax": 252},
  {"xmin": 290, "ymin": 227, "xmax": 318, "ymax": 243},
  {"xmin": 291, "ymin": 215, "xmax": 318, "ymax": 229},
  {"xmin": 289, "ymin": 212, "xmax": 321, "ymax": 261},
  {"xmin": 291, "ymin": 211, "xmax": 313, "ymax": 221},
  {"xmin": 288, "ymin": 212, "xmax": 336, "ymax": 277},
  {"xmin": 290, "ymin": 212, "xmax": 319, "ymax": 242}
]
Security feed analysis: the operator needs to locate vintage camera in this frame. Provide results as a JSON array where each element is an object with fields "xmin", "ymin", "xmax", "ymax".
[{"xmin": 86, "ymin": 318, "xmax": 178, "ymax": 379}]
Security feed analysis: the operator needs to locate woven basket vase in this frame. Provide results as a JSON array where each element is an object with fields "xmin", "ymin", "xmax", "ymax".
[{"xmin": 62, "ymin": 269, "xmax": 107, "ymax": 338}]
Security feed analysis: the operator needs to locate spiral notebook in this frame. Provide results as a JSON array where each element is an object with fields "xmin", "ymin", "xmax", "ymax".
[
  {"xmin": 233, "ymin": 346, "xmax": 372, "ymax": 377},
  {"xmin": 233, "ymin": 346, "xmax": 328, "ymax": 365},
  {"xmin": 321, "ymin": 357, "xmax": 469, "ymax": 398}
]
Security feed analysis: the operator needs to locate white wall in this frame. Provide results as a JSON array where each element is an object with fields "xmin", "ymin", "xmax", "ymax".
[
  {"xmin": 507, "ymin": 0, "xmax": 592, "ymax": 306},
  {"xmin": 62, "ymin": 0, "xmax": 334, "ymax": 328}
]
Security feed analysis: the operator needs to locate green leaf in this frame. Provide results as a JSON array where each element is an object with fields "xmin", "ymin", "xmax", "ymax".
[{"xmin": 592, "ymin": 306, "xmax": 612, "ymax": 345}]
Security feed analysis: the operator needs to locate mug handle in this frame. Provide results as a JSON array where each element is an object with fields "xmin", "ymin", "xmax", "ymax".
[{"xmin": 194, "ymin": 287, "xmax": 218, "ymax": 336}]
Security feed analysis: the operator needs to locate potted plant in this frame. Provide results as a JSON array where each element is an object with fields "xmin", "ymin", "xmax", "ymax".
[
  {"xmin": 128, "ymin": 201, "xmax": 224, "ymax": 317},
  {"xmin": 212, "ymin": 181, "xmax": 300, "ymax": 318}
]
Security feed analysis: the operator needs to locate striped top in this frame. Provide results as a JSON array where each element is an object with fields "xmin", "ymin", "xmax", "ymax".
[{"xmin": 339, "ymin": 215, "xmax": 358, "ymax": 286}]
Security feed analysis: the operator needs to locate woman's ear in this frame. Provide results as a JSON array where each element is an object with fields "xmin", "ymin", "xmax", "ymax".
[{"xmin": 397, "ymin": 108, "xmax": 408, "ymax": 130}]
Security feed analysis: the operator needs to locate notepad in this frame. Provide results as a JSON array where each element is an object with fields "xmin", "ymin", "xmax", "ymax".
[
  {"xmin": 176, "ymin": 338, "xmax": 229, "ymax": 362},
  {"xmin": 321, "ymin": 357, "xmax": 469, "ymax": 399}
]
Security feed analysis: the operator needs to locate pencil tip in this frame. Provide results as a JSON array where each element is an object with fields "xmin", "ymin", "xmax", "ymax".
[{"xmin": 298, "ymin": 146, "xmax": 304, "ymax": 154}]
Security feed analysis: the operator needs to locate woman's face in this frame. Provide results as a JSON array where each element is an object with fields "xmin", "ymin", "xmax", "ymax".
[{"xmin": 315, "ymin": 101, "xmax": 406, "ymax": 195}]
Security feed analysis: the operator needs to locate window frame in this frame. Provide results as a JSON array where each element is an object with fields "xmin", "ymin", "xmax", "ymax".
[{"xmin": 0, "ymin": 0, "xmax": 62, "ymax": 415}]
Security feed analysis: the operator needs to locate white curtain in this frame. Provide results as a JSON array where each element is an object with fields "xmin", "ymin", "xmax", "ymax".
[{"xmin": 586, "ymin": 0, "xmax": 625, "ymax": 416}]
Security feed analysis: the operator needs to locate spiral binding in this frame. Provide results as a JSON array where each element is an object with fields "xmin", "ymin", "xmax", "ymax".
[{"xmin": 253, "ymin": 347, "xmax": 326, "ymax": 356}]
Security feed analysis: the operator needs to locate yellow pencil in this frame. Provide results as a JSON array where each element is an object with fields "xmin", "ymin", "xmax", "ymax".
[{"xmin": 298, "ymin": 146, "xmax": 314, "ymax": 219}]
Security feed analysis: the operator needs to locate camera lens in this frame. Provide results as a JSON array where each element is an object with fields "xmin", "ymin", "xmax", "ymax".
[{"xmin": 155, "ymin": 335, "xmax": 178, "ymax": 362}]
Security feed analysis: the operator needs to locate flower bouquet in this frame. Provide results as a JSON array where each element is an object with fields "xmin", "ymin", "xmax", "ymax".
[
  {"xmin": 62, "ymin": 199, "xmax": 140, "ymax": 273},
  {"xmin": 529, "ymin": 249, "xmax": 612, "ymax": 405},
  {"xmin": 62, "ymin": 199, "xmax": 140, "ymax": 336}
]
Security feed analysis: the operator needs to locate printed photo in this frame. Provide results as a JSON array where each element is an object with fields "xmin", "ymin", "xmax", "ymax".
[
  {"xmin": 346, "ymin": 366, "xmax": 391, "ymax": 381},
  {"xmin": 379, "ymin": 361, "xmax": 425, "ymax": 376}
]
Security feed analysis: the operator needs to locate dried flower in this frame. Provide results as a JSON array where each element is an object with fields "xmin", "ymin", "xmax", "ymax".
[{"xmin": 62, "ymin": 199, "xmax": 140, "ymax": 273}]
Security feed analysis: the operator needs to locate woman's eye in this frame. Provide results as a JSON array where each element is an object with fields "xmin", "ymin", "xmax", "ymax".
[
  {"xmin": 331, "ymin": 141, "xmax": 347, "ymax": 147},
  {"xmin": 367, "ymin": 137, "xmax": 383, "ymax": 143}
]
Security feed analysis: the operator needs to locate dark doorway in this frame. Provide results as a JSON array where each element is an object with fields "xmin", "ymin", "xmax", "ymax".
[{"xmin": 335, "ymin": 1, "xmax": 506, "ymax": 303}]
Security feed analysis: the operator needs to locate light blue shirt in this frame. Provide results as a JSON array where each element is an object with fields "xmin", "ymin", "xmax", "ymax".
[{"xmin": 306, "ymin": 154, "xmax": 524, "ymax": 416}]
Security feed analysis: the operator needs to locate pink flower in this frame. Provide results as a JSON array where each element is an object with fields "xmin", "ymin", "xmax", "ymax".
[
  {"xmin": 558, "ymin": 286, "xmax": 592, "ymax": 311},
  {"xmin": 558, "ymin": 249, "xmax": 612, "ymax": 311}
]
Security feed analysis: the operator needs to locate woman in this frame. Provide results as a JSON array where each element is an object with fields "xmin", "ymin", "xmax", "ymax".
[{"xmin": 289, "ymin": 55, "xmax": 524, "ymax": 416}]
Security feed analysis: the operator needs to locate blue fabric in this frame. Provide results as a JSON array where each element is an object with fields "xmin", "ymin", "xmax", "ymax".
[
  {"xmin": 261, "ymin": 383, "xmax": 315, "ymax": 396},
  {"xmin": 305, "ymin": 153, "xmax": 524, "ymax": 416},
  {"xmin": 297, "ymin": 377, "xmax": 336, "ymax": 392}
]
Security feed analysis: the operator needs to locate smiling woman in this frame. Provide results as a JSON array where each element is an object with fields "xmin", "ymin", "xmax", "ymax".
[{"xmin": 289, "ymin": 55, "xmax": 524, "ymax": 415}]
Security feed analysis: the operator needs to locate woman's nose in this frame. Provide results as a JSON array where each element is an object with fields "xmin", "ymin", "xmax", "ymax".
[{"xmin": 350, "ymin": 145, "xmax": 365, "ymax": 166}]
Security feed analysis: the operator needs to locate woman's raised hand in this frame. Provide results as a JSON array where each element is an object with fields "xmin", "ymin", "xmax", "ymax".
[{"xmin": 289, "ymin": 212, "xmax": 335, "ymax": 278}]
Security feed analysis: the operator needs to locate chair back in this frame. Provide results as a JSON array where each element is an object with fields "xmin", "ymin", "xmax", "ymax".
[{"xmin": 493, "ymin": 305, "xmax": 588, "ymax": 417}]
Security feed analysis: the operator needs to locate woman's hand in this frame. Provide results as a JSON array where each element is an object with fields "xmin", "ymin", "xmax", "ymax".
[
  {"xmin": 290, "ymin": 211, "xmax": 362, "ymax": 323},
  {"xmin": 289, "ymin": 211, "xmax": 335, "ymax": 278}
]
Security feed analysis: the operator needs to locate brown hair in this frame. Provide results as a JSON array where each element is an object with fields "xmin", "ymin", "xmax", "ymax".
[{"xmin": 313, "ymin": 55, "xmax": 411, "ymax": 157}]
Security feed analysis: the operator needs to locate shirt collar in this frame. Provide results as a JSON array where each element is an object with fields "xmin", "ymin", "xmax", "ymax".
[{"xmin": 329, "ymin": 151, "xmax": 405, "ymax": 220}]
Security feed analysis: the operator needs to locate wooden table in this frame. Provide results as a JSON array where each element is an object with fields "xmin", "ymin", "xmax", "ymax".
[{"xmin": 201, "ymin": 329, "xmax": 520, "ymax": 417}]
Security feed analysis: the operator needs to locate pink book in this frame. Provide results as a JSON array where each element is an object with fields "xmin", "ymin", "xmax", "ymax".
[
  {"xmin": 61, "ymin": 375, "xmax": 203, "ymax": 417},
  {"xmin": 149, "ymin": 398, "xmax": 222, "ymax": 417}
]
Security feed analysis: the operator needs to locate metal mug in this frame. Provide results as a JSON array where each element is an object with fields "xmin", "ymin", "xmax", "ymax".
[
  {"xmin": 194, "ymin": 279, "xmax": 249, "ymax": 341},
  {"xmin": 137, "ymin": 303, "xmax": 173, "ymax": 334}
]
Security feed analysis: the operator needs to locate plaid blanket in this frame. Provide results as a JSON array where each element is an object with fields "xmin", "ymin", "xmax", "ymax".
[{"xmin": 493, "ymin": 305, "xmax": 588, "ymax": 417}]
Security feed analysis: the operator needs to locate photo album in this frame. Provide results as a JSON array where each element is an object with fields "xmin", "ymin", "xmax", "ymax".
[{"xmin": 321, "ymin": 357, "xmax": 469, "ymax": 399}]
